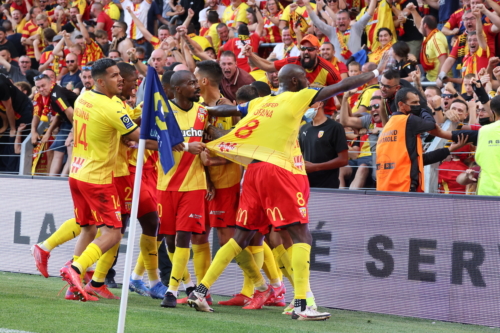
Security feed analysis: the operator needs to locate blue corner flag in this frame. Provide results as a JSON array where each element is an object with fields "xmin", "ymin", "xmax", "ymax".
[{"xmin": 140, "ymin": 66, "xmax": 184, "ymax": 174}]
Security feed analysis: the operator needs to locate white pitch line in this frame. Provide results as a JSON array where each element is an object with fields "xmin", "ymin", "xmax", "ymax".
[{"xmin": 0, "ymin": 329, "xmax": 35, "ymax": 333}]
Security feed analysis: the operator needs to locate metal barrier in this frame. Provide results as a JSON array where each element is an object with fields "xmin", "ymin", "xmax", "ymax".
[{"xmin": 18, "ymin": 121, "xmax": 49, "ymax": 176}]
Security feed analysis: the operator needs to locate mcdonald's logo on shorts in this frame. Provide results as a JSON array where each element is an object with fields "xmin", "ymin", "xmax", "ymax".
[
  {"xmin": 236, "ymin": 208, "xmax": 248, "ymax": 225},
  {"xmin": 266, "ymin": 207, "xmax": 284, "ymax": 221}
]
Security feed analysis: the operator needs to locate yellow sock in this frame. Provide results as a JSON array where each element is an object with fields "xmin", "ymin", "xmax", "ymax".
[
  {"xmin": 291, "ymin": 243, "xmax": 311, "ymax": 300},
  {"xmin": 133, "ymin": 254, "xmax": 145, "ymax": 277},
  {"xmin": 261, "ymin": 243, "xmax": 280, "ymax": 285},
  {"xmin": 271, "ymin": 247, "xmax": 283, "ymax": 281},
  {"xmin": 287, "ymin": 245, "xmax": 293, "ymax": 259},
  {"xmin": 235, "ymin": 246, "xmax": 266, "ymax": 290},
  {"xmin": 140, "ymin": 234, "xmax": 159, "ymax": 283},
  {"xmin": 167, "ymin": 251, "xmax": 192, "ymax": 285},
  {"xmin": 192, "ymin": 243, "xmax": 211, "ymax": 285},
  {"xmin": 42, "ymin": 218, "xmax": 81, "ymax": 251},
  {"xmin": 168, "ymin": 247, "xmax": 190, "ymax": 292},
  {"xmin": 93, "ymin": 240, "xmax": 120, "ymax": 283},
  {"xmin": 274, "ymin": 244, "xmax": 294, "ymax": 287},
  {"xmin": 73, "ymin": 243, "xmax": 102, "ymax": 275},
  {"xmin": 240, "ymin": 246, "xmax": 264, "ymax": 297},
  {"xmin": 201, "ymin": 238, "xmax": 242, "ymax": 290}
]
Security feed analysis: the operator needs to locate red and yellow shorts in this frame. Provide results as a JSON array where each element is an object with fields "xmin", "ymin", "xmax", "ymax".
[
  {"xmin": 129, "ymin": 165, "xmax": 158, "ymax": 218},
  {"xmin": 69, "ymin": 177, "xmax": 122, "ymax": 228},
  {"xmin": 157, "ymin": 190, "xmax": 206, "ymax": 235},
  {"xmin": 208, "ymin": 183, "xmax": 240, "ymax": 228},
  {"xmin": 236, "ymin": 162, "xmax": 309, "ymax": 235},
  {"xmin": 113, "ymin": 175, "xmax": 132, "ymax": 215}
]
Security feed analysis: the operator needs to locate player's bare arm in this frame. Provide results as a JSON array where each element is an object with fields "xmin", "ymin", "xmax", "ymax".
[{"xmin": 205, "ymin": 105, "xmax": 241, "ymax": 117}]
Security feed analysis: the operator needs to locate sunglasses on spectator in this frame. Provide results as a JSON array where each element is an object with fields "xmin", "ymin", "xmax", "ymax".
[
  {"xmin": 367, "ymin": 104, "xmax": 380, "ymax": 110},
  {"xmin": 442, "ymin": 93, "xmax": 454, "ymax": 98},
  {"xmin": 82, "ymin": 66, "xmax": 92, "ymax": 70},
  {"xmin": 20, "ymin": 61, "xmax": 30, "ymax": 63},
  {"xmin": 378, "ymin": 81, "xmax": 399, "ymax": 89},
  {"xmin": 34, "ymin": 74, "xmax": 49, "ymax": 81},
  {"xmin": 66, "ymin": 60, "xmax": 76, "ymax": 63},
  {"xmin": 38, "ymin": 24, "xmax": 44, "ymax": 27},
  {"xmin": 300, "ymin": 46, "xmax": 316, "ymax": 52}
]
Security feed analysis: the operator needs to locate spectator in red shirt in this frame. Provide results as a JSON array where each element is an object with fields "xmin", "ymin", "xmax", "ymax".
[
  {"xmin": 91, "ymin": 3, "xmax": 114, "ymax": 41},
  {"xmin": 438, "ymin": 154, "xmax": 469, "ymax": 194},
  {"xmin": 220, "ymin": 23, "xmax": 263, "ymax": 73},
  {"xmin": 319, "ymin": 42, "xmax": 348, "ymax": 80}
]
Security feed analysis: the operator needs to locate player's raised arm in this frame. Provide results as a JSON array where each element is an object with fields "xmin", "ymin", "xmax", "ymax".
[
  {"xmin": 205, "ymin": 104, "xmax": 242, "ymax": 117},
  {"xmin": 312, "ymin": 52, "xmax": 390, "ymax": 104}
]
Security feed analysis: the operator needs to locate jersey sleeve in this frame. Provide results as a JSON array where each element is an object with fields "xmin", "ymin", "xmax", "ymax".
[
  {"xmin": 104, "ymin": 107, "xmax": 139, "ymax": 135},
  {"xmin": 251, "ymin": 33, "xmax": 260, "ymax": 52},
  {"xmin": 236, "ymin": 101, "xmax": 250, "ymax": 117},
  {"xmin": 292, "ymin": 88, "xmax": 321, "ymax": 117},
  {"xmin": 51, "ymin": 88, "xmax": 72, "ymax": 113},
  {"xmin": 337, "ymin": 61, "xmax": 348, "ymax": 75},
  {"xmin": 0, "ymin": 78, "xmax": 12, "ymax": 101},
  {"xmin": 449, "ymin": 38, "xmax": 459, "ymax": 59},
  {"xmin": 280, "ymin": 6, "xmax": 291, "ymax": 21}
]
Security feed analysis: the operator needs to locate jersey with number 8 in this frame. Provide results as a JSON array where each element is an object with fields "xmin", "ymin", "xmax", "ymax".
[
  {"xmin": 70, "ymin": 90, "xmax": 138, "ymax": 185},
  {"xmin": 206, "ymin": 88, "xmax": 319, "ymax": 174}
]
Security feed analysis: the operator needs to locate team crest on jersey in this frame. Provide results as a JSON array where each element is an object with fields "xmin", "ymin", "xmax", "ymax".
[
  {"xmin": 299, "ymin": 207, "xmax": 307, "ymax": 218},
  {"xmin": 115, "ymin": 211, "xmax": 122, "ymax": 221},
  {"xmin": 198, "ymin": 106, "xmax": 207, "ymax": 122},
  {"xmin": 218, "ymin": 142, "xmax": 237, "ymax": 152},
  {"xmin": 318, "ymin": 131, "xmax": 324, "ymax": 138}
]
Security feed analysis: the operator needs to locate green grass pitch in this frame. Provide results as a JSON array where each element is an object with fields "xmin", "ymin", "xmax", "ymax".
[{"xmin": 0, "ymin": 272, "xmax": 498, "ymax": 333}]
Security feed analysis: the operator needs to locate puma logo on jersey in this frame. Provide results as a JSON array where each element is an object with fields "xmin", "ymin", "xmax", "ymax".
[
  {"xmin": 171, "ymin": 276, "xmax": 181, "ymax": 283},
  {"xmin": 182, "ymin": 128, "xmax": 204, "ymax": 137},
  {"xmin": 189, "ymin": 213, "xmax": 202, "ymax": 219},
  {"xmin": 302, "ymin": 132, "xmax": 307, "ymax": 136},
  {"xmin": 210, "ymin": 210, "xmax": 225, "ymax": 215}
]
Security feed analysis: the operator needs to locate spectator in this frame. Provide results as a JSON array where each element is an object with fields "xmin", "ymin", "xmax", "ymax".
[
  {"xmin": 127, "ymin": 7, "xmax": 171, "ymax": 51},
  {"xmin": 21, "ymin": 7, "xmax": 43, "ymax": 68},
  {"xmin": 299, "ymin": 99, "xmax": 349, "ymax": 189},
  {"xmin": 269, "ymin": 28, "xmax": 300, "ymax": 60},
  {"xmin": 59, "ymin": 7, "xmax": 82, "ymax": 41},
  {"xmin": 0, "ymin": 49, "xmax": 27, "ymax": 83},
  {"xmin": 202, "ymin": 11, "xmax": 221, "ymax": 51},
  {"xmin": 222, "ymin": 0, "xmax": 249, "ymax": 29},
  {"xmin": 60, "ymin": 53, "xmax": 82, "ymax": 90},
  {"xmin": 0, "ymin": 26, "xmax": 19, "ymax": 59},
  {"xmin": 0, "ymin": 73, "xmax": 33, "ymax": 172},
  {"xmin": 219, "ymin": 50, "xmax": 255, "ymax": 102},
  {"xmin": 319, "ymin": 42, "xmax": 348, "ymax": 80},
  {"xmin": 199, "ymin": 0, "xmax": 226, "ymax": 30},
  {"xmin": 244, "ymin": 34, "xmax": 341, "ymax": 116},
  {"xmin": 14, "ymin": 81, "xmax": 31, "ymax": 96},
  {"xmin": 215, "ymin": 23, "xmax": 231, "ymax": 53},
  {"xmin": 462, "ymin": 73, "xmax": 476, "ymax": 101},
  {"xmin": 74, "ymin": 14, "xmax": 105, "ymax": 66},
  {"xmin": 91, "ymin": 3, "xmax": 114, "ymax": 41},
  {"xmin": 74, "ymin": 64, "xmax": 94, "ymax": 94},
  {"xmin": 351, "ymin": 62, "xmax": 379, "ymax": 113},
  {"xmin": 395, "ymin": 1, "xmax": 423, "ymax": 58},
  {"xmin": 94, "ymin": 29, "xmax": 111, "ymax": 56},
  {"xmin": 261, "ymin": 0, "xmax": 283, "ymax": 43},
  {"xmin": 391, "ymin": 41, "xmax": 417, "ymax": 81},
  {"xmin": 38, "ymin": 33, "xmax": 68, "ymax": 81},
  {"xmin": 3, "ymin": 20, "xmax": 25, "ymax": 57},
  {"xmin": 122, "ymin": 0, "xmax": 152, "ymax": 56},
  {"xmin": 109, "ymin": 21, "xmax": 134, "ymax": 63},
  {"xmin": 340, "ymin": 91, "xmax": 385, "ymax": 189},
  {"xmin": 368, "ymin": 28, "xmax": 394, "ymax": 65},
  {"xmin": 220, "ymin": 24, "xmax": 262, "ymax": 73},
  {"xmin": 250, "ymin": 80, "xmax": 271, "ymax": 97},
  {"xmin": 379, "ymin": 69, "xmax": 427, "ymax": 116},
  {"xmin": 307, "ymin": 0, "xmax": 376, "ymax": 63},
  {"xmin": 279, "ymin": 0, "xmax": 316, "ymax": 37},
  {"xmin": 438, "ymin": 152, "xmax": 469, "ymax": 194},
  {"xmin": 7, "ymin": 9, "xmax": 27, "ymax": 34}
]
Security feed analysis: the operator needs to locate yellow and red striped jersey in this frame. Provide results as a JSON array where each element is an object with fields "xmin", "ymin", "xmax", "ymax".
[
  {"xmin": 157, "ymin": 101, "xmax": 209, "ymax": 192},
  {"xmin": 70, "ymin": 90, "xmax": 138, "ymax": 184},
  {"xmin": 22, "ymin": 20, "xmax": 43, "ymax": 58},
  {"xmin": 81, "ymin": 40, "xmax": 105, "ymax": 66}
]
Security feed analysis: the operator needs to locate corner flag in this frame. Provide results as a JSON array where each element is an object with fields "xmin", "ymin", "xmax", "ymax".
[{"xmin": 140, "ymin": 66, "xmax": 184, "ymax": 174}]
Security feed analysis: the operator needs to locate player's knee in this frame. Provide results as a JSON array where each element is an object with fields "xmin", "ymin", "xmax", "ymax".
[
  {"xmin": 287, "ymin": 224, "xmax": 312, "ymax": 245},
  {"xmin": 175, "ymin": 231, "xmax": 191, "ymax": 248}
]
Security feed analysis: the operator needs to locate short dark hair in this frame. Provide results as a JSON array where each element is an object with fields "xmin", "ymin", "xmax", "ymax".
[
  {"xmin": 161, "ymin": 70, "xmax": 175, "ymax": 87},
  {"xmin": 116, "ymin": 21, "xmax": 127, "ymax": 31},
  {"xmin": 0, "ymin": 27, "xmax": 6, "ymax": 34},
  {"xmin": 2, "ymin": 21, "xmax": 12, "ymax": 31},
  {"xmin": 170, "ymin": 70, "xmax": 193, "ymax": 88},
  {"xmin": 236, "ymin": 85, "xmax": 259, "ymax": 103},
  {"xmin": 383, "ymin": 69, "xmax": 401, "ymax": 81},
  {"xmin": 117, "ymin": 62, "xmax": 136, "ymax": 80},
  {"xmin": 91, "ymin": 58, "xmax": 117, "ymax": 80},
  {"xmin": 15, "ymin": 81, "xmax": 32, "ymax": 96},
  {"xmin": 422, "ymin": 15, "xmax": 437, "ymax": 30},
  {"xmin": 135, "ymin": 47, "xmax": 145, "ymax": 56},
  {"xmin": 490, "ymin": 95, "xmax": 500, "ymax": 115},
  {"xmin": 94, "ymin": 29, "xmax": 108, "ymax": 39},
  {"xmin": 395, "ymin": 87, "xmax": 417, "ymax": 106},
  {"xmin": 450, "ymin": 99, "xmax": 469, "ymax": 113},
  {"xmin": 196, "ymin": 60, "xmax": 223, "ymax": 86},
  {"xmin": 207, "ymin": 10, "xmax": 219, "ymax": 24},
  {"xmin": 158, "ymin": 25, "xmax": 169, "ymax": 31},
  {"xmin": 348, "ymin": 61, "xmax": 360, "ymax": 70},
  {"xmin": 43, "ymin": 28, "xmax": 57, "ymax": 42},
  {"xmin": 220, "ymin": 51, "xmax": 236, "ymax": 60},
  {"xmin": 217, "ymin": 23, "xmax": 227, "ymax": 30},
  {"xmin": 392, "ymin": 41, "xmax": 410, "ymax": 58},
  {"xmin": 251, "ymin": 81, "xmax": 272, "ymax": 97},
  {"xmin": 377, "ymin": 27, "xmax": 393, "ymax": 40}
]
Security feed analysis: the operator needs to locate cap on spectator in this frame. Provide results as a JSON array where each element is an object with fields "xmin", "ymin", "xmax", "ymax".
[
  {"xmin": 53, "ymin": 35, "xmax": 63, "ymax": 42},
  {"xmin": 300, "ymin": 34, "xmax": 320, "ymax": 48}
]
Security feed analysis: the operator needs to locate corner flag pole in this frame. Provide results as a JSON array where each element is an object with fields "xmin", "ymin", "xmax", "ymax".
[{"xmin": 117, "ymin": 139, "xmax": 146, "ymax": 333}]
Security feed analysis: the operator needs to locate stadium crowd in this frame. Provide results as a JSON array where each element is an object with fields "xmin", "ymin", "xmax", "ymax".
[{"xmin": 0, "ymin": 0, "xmax": 495, "ymax": 321}]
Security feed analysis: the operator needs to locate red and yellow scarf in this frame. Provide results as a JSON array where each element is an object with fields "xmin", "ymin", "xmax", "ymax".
[{"xmin": 420, "ymin": 28, "xmax": 439, "ymax": 71}]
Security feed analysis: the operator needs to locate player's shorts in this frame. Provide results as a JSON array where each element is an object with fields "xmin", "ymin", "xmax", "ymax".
[
  {"xmin": 208, "ymin": 183, "xmax": 240, "ymax": 228},
  {"xmin": 157, "ymin": 190, "xmax": 206, "ymax": 235},
  {"xmin": 236, "ymin": 162, "xmax": 309, "ymax": 235},
  {"xmin": 128, "ymin": 165, "xmax": 157, "ymax": 218},
  {"xmin": 69, "ymin": 177, "xmax": 122, "ymax": 228},
  {"xmin": 114, "ymin": 175, "xmax": 132, "ymax": 215}
]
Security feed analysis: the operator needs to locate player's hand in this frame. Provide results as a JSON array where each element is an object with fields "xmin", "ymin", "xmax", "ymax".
[
  {"xmin": 304, "ymin": 161, "xmax": 318, "ymax": 173},
  {"xmin": 187, "ymin": 142, "xmax": 206, "ymax": 154},
  {"xmin": 31, "ymin": 132, "xmax": 40, "ymax": 145},
  {"xmin": 449, "ymin": 134, "xmax": 469, "ymax": 152},
  {"xmin": 172, "ymin": 142, "xmax": 185, "ymax": 152},
  {"xmin": 205, "ymin": 178, "xmax": 216, "ymax": 201}
]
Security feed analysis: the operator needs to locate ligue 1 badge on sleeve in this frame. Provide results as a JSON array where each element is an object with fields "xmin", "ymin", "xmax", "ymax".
[{"xmin": 318, "ymin": 130, "xmax": 324, "ymax": 138}]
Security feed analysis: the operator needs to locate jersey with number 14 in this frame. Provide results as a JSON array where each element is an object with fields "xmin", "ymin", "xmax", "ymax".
[
  {"xmin": 206, "ymin": 88, "xmax": 319, "ymax": 173},
  {"xmin": 70, "ymin": 90, "xmax": 138, "ymax": 185},
  {"xmin": 157, "ymin": 101, "xmax": 208, "ymax": 192}
]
